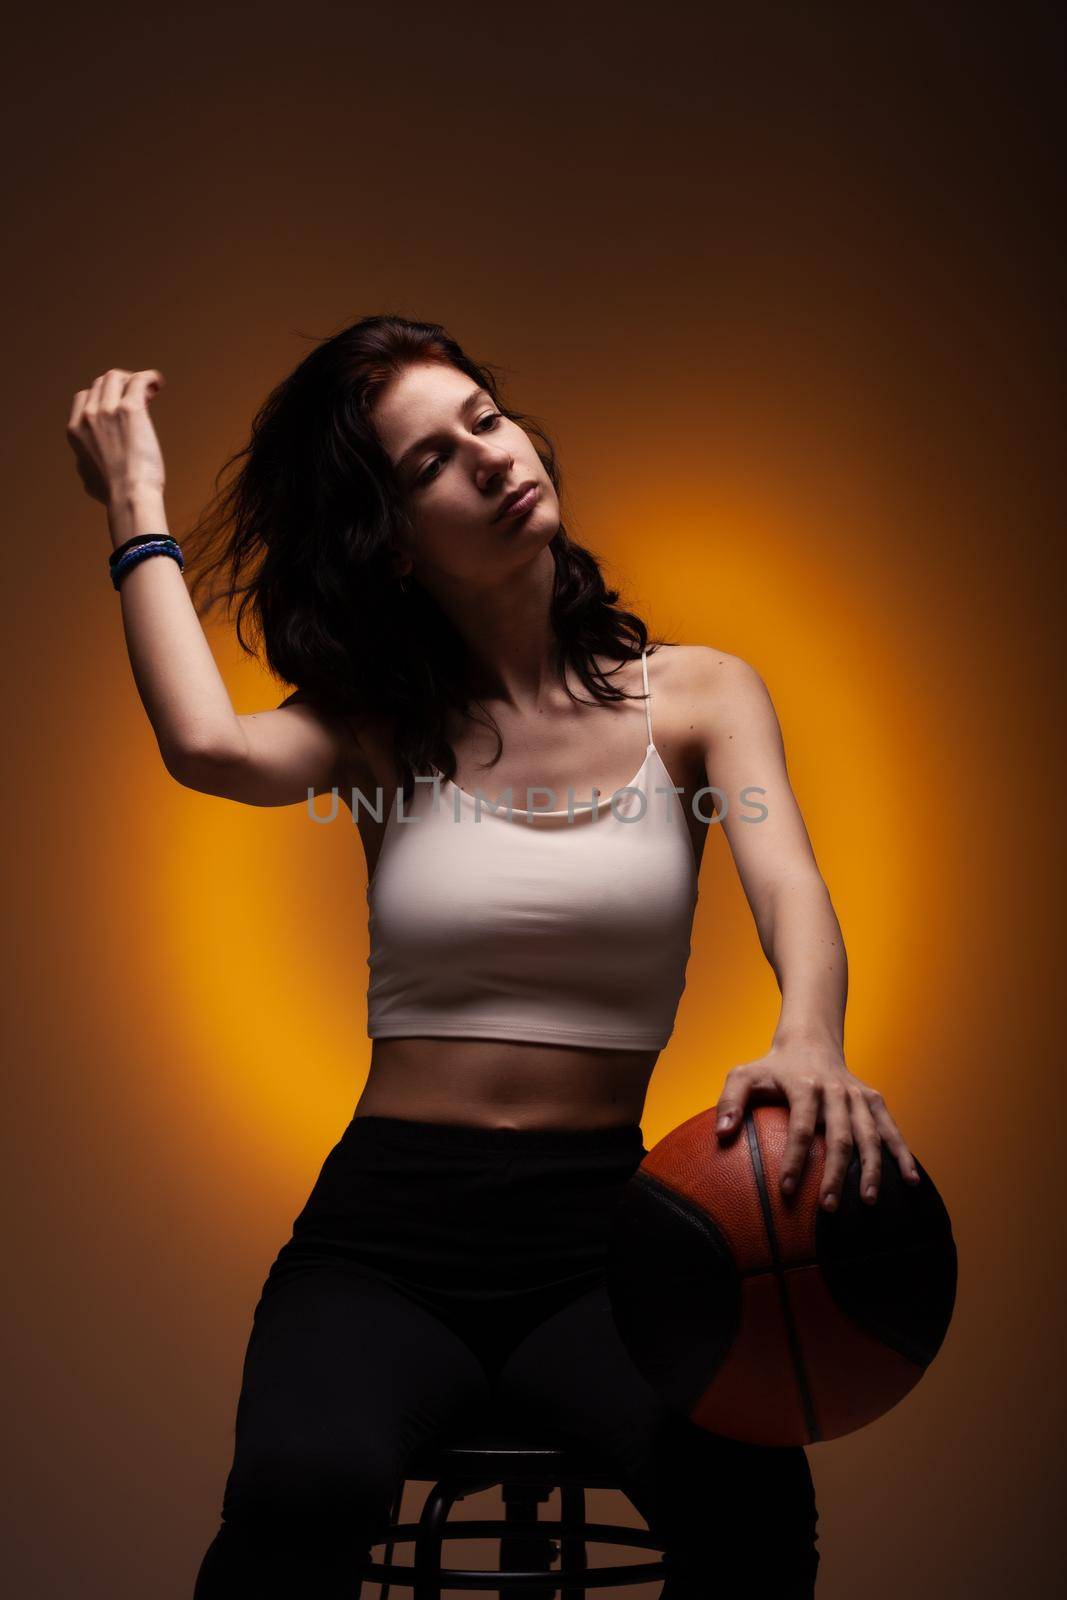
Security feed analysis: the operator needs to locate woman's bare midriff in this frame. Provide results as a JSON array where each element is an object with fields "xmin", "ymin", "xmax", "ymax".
[{"xmin": 354, "ymin": 1036, "xmax": 659, "ymax": 1130}]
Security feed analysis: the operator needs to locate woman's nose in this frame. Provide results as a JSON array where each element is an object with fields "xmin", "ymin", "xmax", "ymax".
[{"xmin": 475, "ymin": 443, "xmax": 512, "ymax": 488}]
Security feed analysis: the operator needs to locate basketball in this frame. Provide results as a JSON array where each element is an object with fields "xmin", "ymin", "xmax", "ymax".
[{"xmin": 604, "ymin": 1102, "xmax": 958, "ymax": 1447}]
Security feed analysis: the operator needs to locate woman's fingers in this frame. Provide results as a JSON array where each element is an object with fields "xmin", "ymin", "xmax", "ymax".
[
  {"xmin": 866, "ymin": 1091, "xmax": 921, "ymax": 1185},
  {"xmin": 715, "ymin": 1063, "xmax": 918, "ymax": 1208},
  {"xmin": 67, "ymin": 388, "xmax": 89, "ymax": 431},
  {"xmin": 816, "ymin": 1082, "xmax": 853, "ymax": 1211},
  {"xmin": 66, "ymin": 384, "xmax": 110, "ymax": 501},
  {"xmin": 126, "ymin": 368, "xmax": 165, "ymax": 401},
  {"xmin": 778, "ymin": 1082, "xmax": 820, "ymax": 1197},
  {"xmin": 849, "ymin": 1089, "xmax": 883, "ymax": 1204},
  {"xmin": 84, "ymin": 371, "xmax": 107, "ymax": 413},
  {"xmin": 65, "ymin": 368, "xmax": 167, "ymax": 506},
  {"xmin": 99, "ymin": 368, "xmax": 129, "ymax": 410},
  {"xmin": 715, "ymin": 1066, "xmax": 753, "ymax": 1136}
]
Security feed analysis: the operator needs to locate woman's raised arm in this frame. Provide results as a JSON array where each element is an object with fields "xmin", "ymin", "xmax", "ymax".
[{"xmin": 68, "ymin": 367, "xmax": 361, "ymax": 807}]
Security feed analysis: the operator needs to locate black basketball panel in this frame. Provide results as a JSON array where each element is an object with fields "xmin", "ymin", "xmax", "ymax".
[
  {"xmin": 605, "ymin": 1171, "xmax": 742, "ymax": 1414},
  {"xmin": 815, "ymin": 1152, "xmax": 959, "ymax": 1366}
]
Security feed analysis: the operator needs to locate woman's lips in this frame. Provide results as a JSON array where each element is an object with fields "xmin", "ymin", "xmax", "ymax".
[{"xmin": 498, "ymin": 482, "xmax": 540, "ymax": 520}]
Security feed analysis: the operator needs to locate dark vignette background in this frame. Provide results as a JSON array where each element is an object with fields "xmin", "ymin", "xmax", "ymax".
[{"xmin": 2, "ymin": 3, "xmax": 1063, "ymax": 1596}]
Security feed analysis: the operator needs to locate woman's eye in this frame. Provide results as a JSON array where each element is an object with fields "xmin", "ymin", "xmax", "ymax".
[{"xmin": 415, "ymin": 414, "xmax": 502, "ymax": 486}]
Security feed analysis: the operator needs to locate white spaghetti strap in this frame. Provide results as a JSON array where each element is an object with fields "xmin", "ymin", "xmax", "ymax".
[{"xmin": 641, "ymin": 649, "xmax": 654, "ymax": 744}]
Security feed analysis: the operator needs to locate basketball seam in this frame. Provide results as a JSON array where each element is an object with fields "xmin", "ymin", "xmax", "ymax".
[
  {"xmin": 744, "ymin": 1113, "xmax": 822, "ymax": 1444},
  {"xmin": 633, "ymin": 1170, "xmax": 743, "ymax": 1263},
  {"xmin": 746, "ymin": 1238, "xmax": 952, "ymax": 1279}
]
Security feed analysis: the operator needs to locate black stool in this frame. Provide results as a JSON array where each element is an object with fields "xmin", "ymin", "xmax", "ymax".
[{"xmin": 362, "ymin": 1423, "xmax": 669, "ymax": 1597}]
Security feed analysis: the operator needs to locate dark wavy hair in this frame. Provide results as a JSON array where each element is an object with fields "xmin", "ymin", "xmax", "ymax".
[{"xmin": 183, "ymin": 313, "xmax": 668, "ymax": 800}]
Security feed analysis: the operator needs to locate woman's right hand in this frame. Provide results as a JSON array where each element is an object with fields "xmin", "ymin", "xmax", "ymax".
[{"xmin": 66, "ymin": 368, "xmax": 167, "ymax": 508}]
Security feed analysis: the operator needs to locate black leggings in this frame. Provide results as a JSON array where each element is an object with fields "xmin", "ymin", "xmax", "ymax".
[{"xmin": 193, "ymin": 1113, "xmax": 820, "ymax": 1596}]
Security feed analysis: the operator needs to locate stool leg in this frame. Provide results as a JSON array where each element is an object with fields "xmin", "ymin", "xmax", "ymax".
[
  {"xmin": 413, "ymin": 1480, "xmax": 461, "ymax": 1600},
  {"xmin": 499, "ymin": 1484, "xmax": 557, "ymax": 1600},
  {"xmin": 559, "ymin": 1483, "xmax": 588, "ymax": 1600},
  {"xmin": 377, "ymin": 1478, "xmax": 407, "ymax": 1600}
]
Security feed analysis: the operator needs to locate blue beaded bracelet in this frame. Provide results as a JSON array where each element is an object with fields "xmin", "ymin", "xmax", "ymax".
[
  {"xmin": 109, "ymin": 532, "xmax": 174, "ymax": 568},
  {"xmin": 111, "ymin": 537, "xmax": 185, "ymax": 591}
]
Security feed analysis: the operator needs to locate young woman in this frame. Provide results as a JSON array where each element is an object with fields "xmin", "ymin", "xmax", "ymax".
[{"xmin": 67, "ymin": 315, "xmax": 921, "ymax": 1598}]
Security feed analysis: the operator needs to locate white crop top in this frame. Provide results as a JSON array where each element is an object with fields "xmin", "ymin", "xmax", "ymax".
[{"xmin": 364, "ymin": 650, "xmax": 700, "ymax": 1051}]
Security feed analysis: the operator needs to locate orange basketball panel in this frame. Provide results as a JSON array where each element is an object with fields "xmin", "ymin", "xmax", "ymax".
[{"xmin": 687, "ymin": 1271, "xmax": 810, "ymax": 1447}]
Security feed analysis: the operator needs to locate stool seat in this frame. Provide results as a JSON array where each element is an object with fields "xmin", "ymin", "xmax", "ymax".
[
  {"xmin": 403, "ymin": 1424, "xmax": 630, "ymax": 1489},
  {"xmin": 364, "ymin": 1412, "xmax": 669, "ymax": 1595}
]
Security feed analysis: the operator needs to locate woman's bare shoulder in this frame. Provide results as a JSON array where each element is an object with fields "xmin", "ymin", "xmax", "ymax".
[
  {"xmin": 651, "ymin": 642, "xmax": 771, "ymax": 737},
  {"xmin": 651, "ymin": 640, "xmax": 758, "ymax": 684}
]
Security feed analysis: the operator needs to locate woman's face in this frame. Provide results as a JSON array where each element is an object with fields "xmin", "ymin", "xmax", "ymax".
[{"xmin": 371, "ymin": 361, "xmax": 560, "ymax": 587}]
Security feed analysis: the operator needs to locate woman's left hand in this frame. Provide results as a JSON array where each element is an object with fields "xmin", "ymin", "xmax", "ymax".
[{"xmin": 713, "ymin": 1041, "xmax": 921, "ymax": 1210}]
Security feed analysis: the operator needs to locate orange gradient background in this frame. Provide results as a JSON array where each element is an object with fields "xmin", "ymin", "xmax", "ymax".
[{"xmin": 3, "ymin": 4, "xmax": 1062, "ymax": 1596}]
